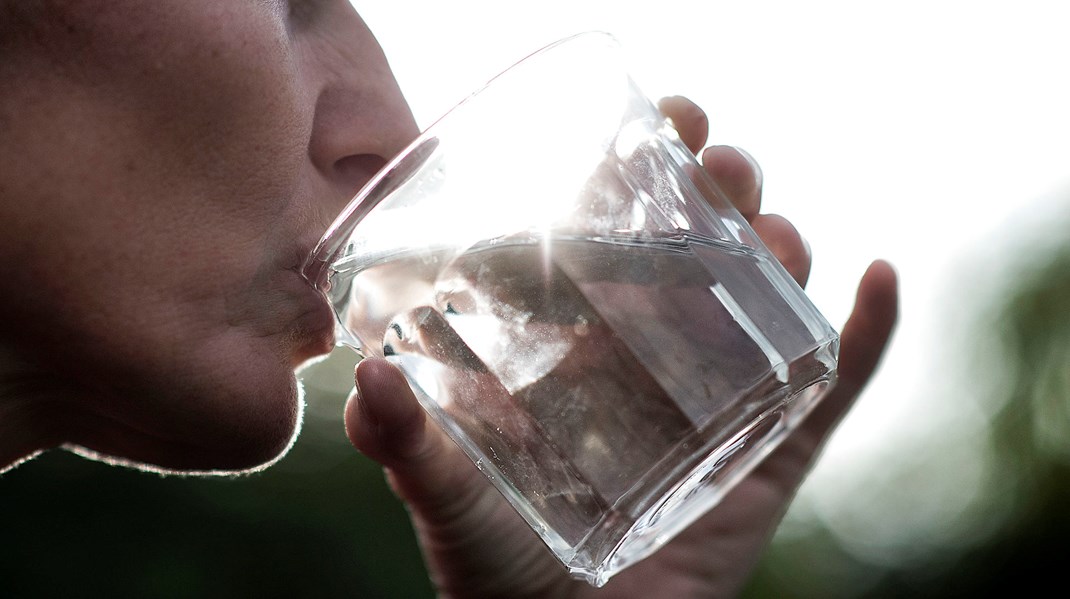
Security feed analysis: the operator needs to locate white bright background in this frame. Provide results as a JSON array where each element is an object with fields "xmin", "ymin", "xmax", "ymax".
[{"xmin": 349, "ymin": 0, "xmax": 1070, "ymax": 572}]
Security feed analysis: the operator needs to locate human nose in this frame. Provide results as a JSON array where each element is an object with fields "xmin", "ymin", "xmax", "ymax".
[{"xmin": 304, "ymin": 6, "xmax": 420, "ymax": 207}]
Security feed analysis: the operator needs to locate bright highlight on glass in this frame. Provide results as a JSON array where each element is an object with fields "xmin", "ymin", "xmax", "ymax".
[{"xmin": 303, "ymin": 32, "xmax": 839, "ymax": 586}]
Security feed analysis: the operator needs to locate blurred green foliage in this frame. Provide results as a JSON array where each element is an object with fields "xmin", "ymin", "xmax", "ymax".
[
  {"xmin": 0, "ymin": 350, "xmax": 435, "ymax": 598},
  {"xmin": 745, "ymin": 213, "xmax": 1070, "ymax": 598}
]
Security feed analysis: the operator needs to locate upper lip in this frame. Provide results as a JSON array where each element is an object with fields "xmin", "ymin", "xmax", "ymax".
[
  {"xmin": 283, "ymin": 219, "xmax": 343, "ymax": 361},
  {"xmin": 286, "ymin": 259, "xmax": 337, "ymax": 364},
  {"xmin": 294, "ymin": 266, "xmax": 335, "ymax": 327}
]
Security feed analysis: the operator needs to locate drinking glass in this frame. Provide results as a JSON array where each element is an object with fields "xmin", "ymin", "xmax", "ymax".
[{"xmin": 303, "ymin": 32, "xmax": 839, "ymax": 587}]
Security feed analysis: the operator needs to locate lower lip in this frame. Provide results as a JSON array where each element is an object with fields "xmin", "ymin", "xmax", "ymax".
[{"xmin": 291, "ymin": 277, "xmax": 338, "ymax": 361}]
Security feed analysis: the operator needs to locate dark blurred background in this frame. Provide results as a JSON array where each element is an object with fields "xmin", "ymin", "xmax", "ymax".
[
  {"xmin": 4, "ymin": 209, "xmax": 1070, "ymax": 598},
  {"xmin": 0, "ymin": 350, "xmax": 435, "ymax": 598}
]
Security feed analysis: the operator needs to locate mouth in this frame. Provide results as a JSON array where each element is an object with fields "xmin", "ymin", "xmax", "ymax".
[{"xmin": 287, "ymin": 268, "xmax": 338, "ymax": 365}]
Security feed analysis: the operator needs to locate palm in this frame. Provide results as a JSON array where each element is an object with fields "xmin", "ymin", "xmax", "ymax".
[{"xmin": 345, "ymin": 98, "xmax": 898, "ymax": 598}]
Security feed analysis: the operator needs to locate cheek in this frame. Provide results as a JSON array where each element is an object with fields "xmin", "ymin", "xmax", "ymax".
[
  {"xmin": 2, "ymin": 3, "xmax": 319, "ymax": 470},
  {"xmin": 131, "ymin": 13, "xmax": 309, "ymax": 226},
  {"xmin": 66, "ymin": 1, "xmax": 311, "ymax": 228},
  {"xmin": 80, "ymin": 331, "xmax": 305, "ymax": 472},
  {"xmin": 174, "ymin": 339, "xmax": 305, "ymax": 470},
  {"xmin": 66, "ymin": 4, "xmax": 314, "ymax": 340}
]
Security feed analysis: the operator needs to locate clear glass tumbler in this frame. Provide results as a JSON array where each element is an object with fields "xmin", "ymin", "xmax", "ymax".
[{"xmin": 303, "ymin": 32, "xmax": 839, "ymax": 586}]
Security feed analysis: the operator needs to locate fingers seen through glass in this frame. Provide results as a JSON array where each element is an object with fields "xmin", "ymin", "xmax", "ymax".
[
  {"xmin": 701, "ymin": 145, "xmax": 763, "ymax": 219},
  {"xmin": 657, "ymin": 95, "xmax": 709, "ymax": 155}
]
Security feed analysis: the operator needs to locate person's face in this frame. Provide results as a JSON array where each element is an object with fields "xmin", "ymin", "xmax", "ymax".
[{"xmin": 0, "ymin": 1, "xmax": 418, "ymax": 471}]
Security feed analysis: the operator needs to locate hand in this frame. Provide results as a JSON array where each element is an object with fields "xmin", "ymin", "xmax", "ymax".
[{"xmin": 344, "ymin": 96, "xmax": 898, "ymax": 598}]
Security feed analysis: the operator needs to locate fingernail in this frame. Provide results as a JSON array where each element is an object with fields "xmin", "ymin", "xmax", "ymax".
[{"xmin": 731, "ymin": 146, "xmax": 764, "ymax": 190}]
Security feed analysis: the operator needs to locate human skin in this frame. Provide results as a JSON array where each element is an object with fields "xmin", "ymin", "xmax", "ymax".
[
  {"xmin": 345, "ymin": 100, "xmax": 899, "ymax": 597},
  {"xmin": 0, "ymin": 2, "xmax": 898, "ymax": 596},
  {"xmin": 0, "ymin": 0, "xmax": 418, "ymax": 471}
]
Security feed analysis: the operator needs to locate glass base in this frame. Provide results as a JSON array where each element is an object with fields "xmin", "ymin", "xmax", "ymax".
[{"xmin": 571, "ymin": 377, "xmax": 832, "ymax": 587}]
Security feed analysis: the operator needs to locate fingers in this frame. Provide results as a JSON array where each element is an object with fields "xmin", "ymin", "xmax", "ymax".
[
  {"xmin": 701, "ymin": 145, "xmax": 763, "ymax": 219},
  {"xmin": 832, "ymin": 259, "xmax": 899, "ymax": 403},
  {"xmin": 344, "ymin": 358, "xmax": 426, "ymax": 467},
  {"xmin": 751, "ymin": 214, "xmax": 811, "ymax": 287},
  {"xmin": 657, "ymin": 96, "xmax": 764, "ymax": 219},
  {"xmin": 344, "ymin": 358, "xmax": 485, "ymax": 512},
  {"xmin": 658, "ymin": 95, "xmax": 709, "ymax": 154},
  {"xmin": 798, "ymin": 260, "xmax": 899, "ymax": 447},
  {"xmin": 657, "ymin": 95, "xmax": 764, "ymax": 221},
  {"xmin": 749, "ymin": 259, "xmax": 897, "ymax": 494},
  {"xmin": 700, "ymin": 145, "xmax": 807, "ymax": 287},
  {"xmin": 345, "ymin": 359, "xmax": 566, "ymax": 596},
  {"xmin": 659, "ymin": 97, "xmax": 808, "ymax": 288}
]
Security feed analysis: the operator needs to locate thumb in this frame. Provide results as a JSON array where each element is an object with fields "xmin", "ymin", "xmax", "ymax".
[{"xmin": 344, "ymin": 358, "xmax": 487, "ymax": 515}]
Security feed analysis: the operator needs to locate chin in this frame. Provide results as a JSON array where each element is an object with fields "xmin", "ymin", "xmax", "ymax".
[{"xmin": 69, "ymin": 371, "xmax": 309, "ymax": 477}]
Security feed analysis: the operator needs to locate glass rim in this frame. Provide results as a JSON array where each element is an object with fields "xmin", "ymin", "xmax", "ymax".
[{"xmin": 300, "ymin": 30, "xmax": 622, "ymax": 291}]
